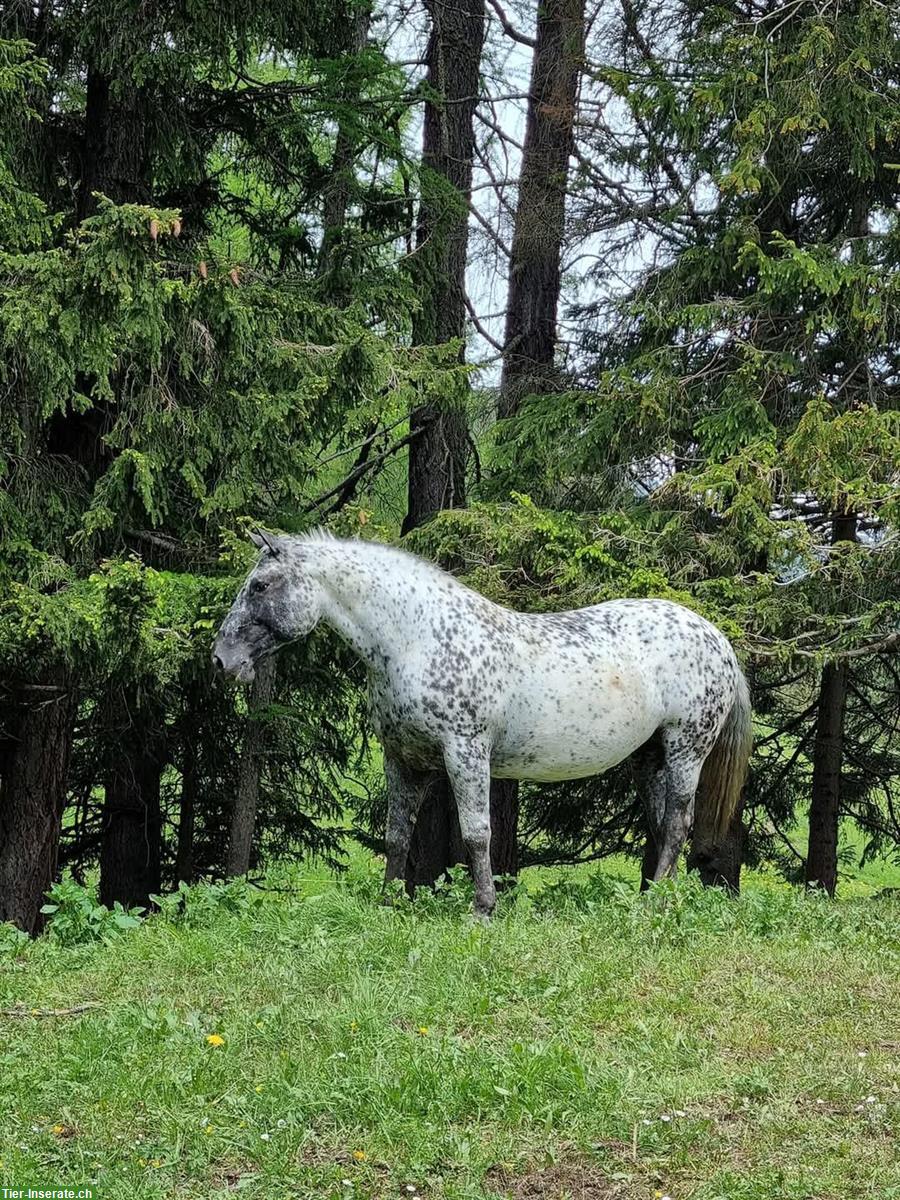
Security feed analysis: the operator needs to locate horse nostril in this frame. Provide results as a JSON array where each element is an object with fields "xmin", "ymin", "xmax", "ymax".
[{"xmin": 212, "ymin": 652, "xmax": 225, "ymax": 672}]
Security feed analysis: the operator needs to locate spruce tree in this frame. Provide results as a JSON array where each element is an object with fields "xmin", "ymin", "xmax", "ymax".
[{"xmin": 0, "ymin": 6, "xmax": 449, "ymax": 928}]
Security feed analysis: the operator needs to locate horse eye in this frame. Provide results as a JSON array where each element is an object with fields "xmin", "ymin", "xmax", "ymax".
[{"xmin": 251, "ymin": 579, "xmax": 269, "ymax": 595}]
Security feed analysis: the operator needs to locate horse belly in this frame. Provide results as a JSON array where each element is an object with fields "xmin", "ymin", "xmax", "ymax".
[{"xmin": 491, "ymin": 692, "xmax": 660, "ymax": 783}]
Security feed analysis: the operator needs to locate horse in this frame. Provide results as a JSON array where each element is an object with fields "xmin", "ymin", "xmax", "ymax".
[{"xmin": 212, "ymin": 531, "xmax": 752, "ymax": 917}]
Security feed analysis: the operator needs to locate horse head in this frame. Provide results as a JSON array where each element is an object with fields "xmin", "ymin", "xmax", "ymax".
[{"xmin": 211, "ymin": 532, "xmax": 323, "ymax": 683}]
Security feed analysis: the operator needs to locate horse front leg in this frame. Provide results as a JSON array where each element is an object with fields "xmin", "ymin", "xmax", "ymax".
[
  {"xmin": 443, "ymin": 738, "xmax": 495, "ymax": 919},
  {"xmin": 383, "ymin": 754, "xmax": 427, "ymax": 893}
]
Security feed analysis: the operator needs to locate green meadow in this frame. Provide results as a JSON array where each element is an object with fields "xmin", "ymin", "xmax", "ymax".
[{"xmin": 2, "ymin": 856, "xmax": 899, "ymax": 1200}]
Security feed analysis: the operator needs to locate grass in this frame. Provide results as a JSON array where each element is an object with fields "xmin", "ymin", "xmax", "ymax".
[{"xmin": 1, "ymin": 859, "xmax": 900, "ymax": 1200}]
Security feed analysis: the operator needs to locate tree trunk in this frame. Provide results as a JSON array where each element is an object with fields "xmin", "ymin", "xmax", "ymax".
[
  {"xmin": 98, "ymin": 690, "xmax": 165, "ymax": 910},
  {"xmin": 687, "ymin": 805, "xmax": 745, "ymax": 892},
  {"xmin": 174, "ymin": 718, "xmax": 198, "ymax": 887},
  {"xmin": 405, "ymin": 777, "xmax": 518, "ymax": 887},
  {"xmin": 402, "ymin": 0, "xmax": 486, "ymax": 890},
  {"xmin": 70, "ymin": 53, "xmax": 160, "ymax": 910},
  {"xmin": 499, "ymin": 0, "xmax": 584, "ymax": 416},
  {"xmin": 0, "ymin": 671, "xmax": 76, "ymax": 935},
  {"xmin": 174, "ymin": 760, "xmax": 196, "ymax": 886},
  {"xmin": 805, "ymin": 661, "xmax": 848, "ymax": 897},
  {"xmin": 403, "ymin": 0, "xmax": 485, "ymax": 533},
  {"xmin": 173, "ymin": 676, "xmax": 210, "ymax": 885},
  {"xmin": 77, "ymin": 68, "xmax": 152, "ymax": 220},
  {"xmin": 490, "ymin": 780, "xmax": 519, "ymax": 878},
  {"xmin": 404, "ymin": 771, "xmax": 464, "ymax": 889},
  {"xmin": 225, "ymin": 659, "xmax": 276, "ymax": 878},
  {"xmin": 489, "ymin": 0, "xmax": 585, "ymax": 876},
  {"xmin": 317, "ymin": 2, "xmax": 371, "ymax": 276},
  {"xmin": 805, "ymin": 511, "xmax": 857, "ymax": 896}
]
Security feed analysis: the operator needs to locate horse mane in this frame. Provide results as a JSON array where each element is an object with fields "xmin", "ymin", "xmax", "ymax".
[
  {"xmin": 294, "ymin": 530, "xmax": 456, "ymax": 585},
  {"xmin": 296, "ymin": 526, "xmax": 339, "ymax": 546}
]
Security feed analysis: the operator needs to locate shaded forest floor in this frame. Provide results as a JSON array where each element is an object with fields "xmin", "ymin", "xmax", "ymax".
[{"xmin": 2, "ymin": 859, "xmax": 900, "ymax": 1200}]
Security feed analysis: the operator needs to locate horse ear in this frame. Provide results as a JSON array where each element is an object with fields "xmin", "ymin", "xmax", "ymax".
[{"xmin": 249, "ymin": 529, "xmax": 285, "ymax": 556}]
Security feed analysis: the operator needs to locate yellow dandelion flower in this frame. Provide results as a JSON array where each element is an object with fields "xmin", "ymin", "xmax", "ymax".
[
  {"xmin": 352, "ymin": 1149, "xmax": 367, "ymax": 1162},
  {"xmin": 255, "ymin": 1021, "xmax": 264, "ymax": 1029},
  {"xmin": 350, "ymin": 1020, "xmax": 359, "ymax": 1031},
  {"xmin": 254, "ymin": 1084, "xmax": 264, "ymax": 1093},
  {"xmin": 138, "ymin": 1158, "xmax": 147, "ymax": 1168},
  {"xmin": 150, "ymin": 1158, "xmax": 162, "ymax": 1168},
  {"xmin": 416, "ymin": 1026, "xmax": 429, "ymax": 1036},
  {"xmin": 204, "ymin": 1125, "xmax": 214, "ymax": 1135},
  {"xmin": 206, "ymin": 1033, "xmax": 225, "ymax": 1047},
  {"xmin": 51, "ymin": 1124, "xmax": 66, "ymax": 1136}
]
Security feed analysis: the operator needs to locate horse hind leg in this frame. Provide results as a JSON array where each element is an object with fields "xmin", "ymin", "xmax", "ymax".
[{"xmin": 652, "ymin": 730, "xmax": 704, "ymax": 882}]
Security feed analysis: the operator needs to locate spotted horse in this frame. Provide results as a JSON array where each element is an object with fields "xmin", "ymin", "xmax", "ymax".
[{"xmin": 213, "ymin": 532, "xmax": 752, "ymax": 918}]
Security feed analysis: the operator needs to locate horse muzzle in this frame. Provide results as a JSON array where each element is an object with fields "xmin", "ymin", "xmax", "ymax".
[{"xmin": 211, "ymin": 640, "xmax": 256, "ymax": 684}]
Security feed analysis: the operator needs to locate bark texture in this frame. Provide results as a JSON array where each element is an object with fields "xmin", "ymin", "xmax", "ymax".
[
  {"xmin": 403, "ymin": 0, "xmax": 485, "ymax": 532},
  {"xmin": 687, "ymin": 805, "xmax": 745, "ymax": 892},
  {"xmin": 0, "ymin": 671, "xmax": 76, "ymax": 935},
  {"xmin": 98, "ymin": 690, "xmax": 165, "ymax": 910},
  {"xmin": 489, "ymin": 780, "xmax": 519, "ymax": 878},
  {"xmin": 805, "ymin": 511, "xmax": 857, "ymax": 896},
  {"xmin": 225, "ymin": 658, "xmax": 276, "ymax": 878},
  {"xmin": 317, "ymin": 2, "xmax": 371, "ymax": 275},
  {"xmin": 174, "ymin": 684, "xmax": 204, "ymax": 885},
  {"xmin": 174, "ymin": 759, "xmax": 196, "ymax": 886},
  {"xmin": 403, "ymin": 774, "xmax": 519, "ymax": 887},
  {"xmin": 77, "ymin": 69, "xmax": 152, "ymax": 220},
  {"xmin": 804, "ymin": 660, "xmax": 848, "ymax": 896},
  {"xmin": 499, "ymin": 0, "xmax": 584, "ymax": 415},
  {"xmin": 404, "ymin": 772, "xmax": 464, "ymax": 890}
]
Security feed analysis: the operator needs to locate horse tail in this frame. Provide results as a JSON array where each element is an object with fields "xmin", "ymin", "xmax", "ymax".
[{"xmin": 696, "ymin": 668, "xmax": 752, "ymax": 844}]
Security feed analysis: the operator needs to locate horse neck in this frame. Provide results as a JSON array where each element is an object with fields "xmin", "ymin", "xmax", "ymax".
[{"xmin": 313, "ymin": 546, "xmax": 425, "ymax": 672}]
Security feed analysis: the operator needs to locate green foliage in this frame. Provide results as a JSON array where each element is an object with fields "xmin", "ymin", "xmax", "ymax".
[
  {"xmin": 0, "ymin": 39, "xmax": 52, "ymax": 250},
  {"xmin": 0, "ymin": 198, "xmax": 435, "ymax": 557},
  {"xmin": 407, "ymin": 498, "xmax": 725, "ymax": 621},
  {"xmin": 150, "ymin": 878, "xmax": 261, "ymax": 927},
  {"xmin": 40, "ymin": 878, "xmax": 144, "ymax": 946},
  {"xmin": 0, "ymin": 920, "xmax": 29, "ymax": 956}
]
